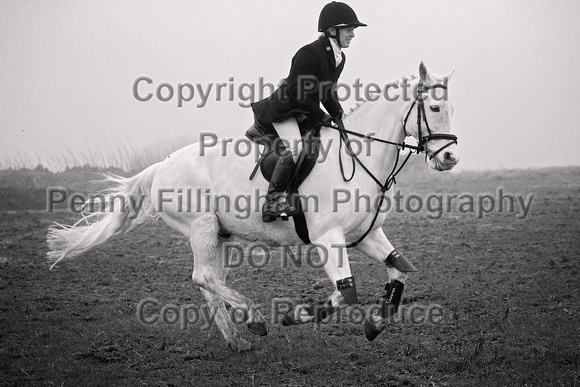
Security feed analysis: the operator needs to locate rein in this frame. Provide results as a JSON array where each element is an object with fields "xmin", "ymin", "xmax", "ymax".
[{"xmin": 326, "ymin": 80, "xmax": 458, "ymax": 248}]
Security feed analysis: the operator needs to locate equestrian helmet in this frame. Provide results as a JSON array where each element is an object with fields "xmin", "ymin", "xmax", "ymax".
[{"xmin": 318, "ymin": 1, "xmax": 367, "ymax": 32}]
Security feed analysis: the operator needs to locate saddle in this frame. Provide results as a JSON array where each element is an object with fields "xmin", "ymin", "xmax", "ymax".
[{"xmin": 245, "ymin": 117, "xmax": 322, "ymax": 244}]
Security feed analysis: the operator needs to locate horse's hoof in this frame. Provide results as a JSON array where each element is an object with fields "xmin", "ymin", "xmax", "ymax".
[
  {"xmin": 364, "ymin": 320, "xmax": 383, "ymax": 341},
  {"xmin": 281, "ymin": 312, "xmax": 299, "ymax": 326},
  {"xmin": 247, "ymin": 322, "xmax": 268, "ymax": 336}
]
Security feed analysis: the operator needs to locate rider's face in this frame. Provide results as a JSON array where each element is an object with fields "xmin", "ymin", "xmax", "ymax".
[{"xmin": 339, "ymin": 27, "xmax": 356, "ymax": 48}]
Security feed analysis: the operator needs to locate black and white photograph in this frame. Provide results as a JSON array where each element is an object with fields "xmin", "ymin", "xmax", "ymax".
[{"xmin": 1, "ymin": 1, "xmax": 579, "ymax": 385}]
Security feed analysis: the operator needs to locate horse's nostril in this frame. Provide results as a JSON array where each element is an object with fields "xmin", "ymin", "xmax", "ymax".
[{"xmin": 444, "ymin": 152, "xmax": 455, "ymax": 163}]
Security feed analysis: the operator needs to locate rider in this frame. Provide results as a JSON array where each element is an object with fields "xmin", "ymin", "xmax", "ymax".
[{"xmin": 251, "ymin": 1, "xmax": 366, "ymax": 223}]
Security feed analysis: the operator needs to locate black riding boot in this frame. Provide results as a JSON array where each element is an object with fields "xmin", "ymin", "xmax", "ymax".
[{"xmin": 262, "ymin": 151, "xmax": 297, "ymax": 223}]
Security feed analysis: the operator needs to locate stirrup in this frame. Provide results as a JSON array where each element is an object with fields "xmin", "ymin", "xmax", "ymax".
[
  {"xmin": 262, "ymin": 194, "xmax": 288, "ymax": 222},
  {"xmin": 280, "ymin": 201, "xmax": 298, "ymax": 221},
  {"xmin": 262, "ymin": 192, "xmax": 297, "ymax": 222},
  {"xmin": 280, "ymin": 192, "xmax": 299, "ymax": 221}
]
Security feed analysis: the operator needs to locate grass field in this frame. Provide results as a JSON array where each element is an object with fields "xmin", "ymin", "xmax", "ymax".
[{"xmin": 1, "ymin": 166, "xmax": 579, "ymax": 386}]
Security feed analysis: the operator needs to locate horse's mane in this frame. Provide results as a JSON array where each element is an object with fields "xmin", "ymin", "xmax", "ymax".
[
  {"xmin": 343, "ymin": 72, "xmax": 447, "ymax": 119},
  {"xmin": 344, "ymin": 99, "xmax": 368, "ymax": 118},
  {"xmin": 344, "ymin": 74, "xmax": 418, "ymax": 119}
]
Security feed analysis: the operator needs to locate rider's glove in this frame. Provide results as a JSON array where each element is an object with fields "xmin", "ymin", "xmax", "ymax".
[{"xmin": 321, "ymin": 114, "xmax": 334, "ymax": 127}]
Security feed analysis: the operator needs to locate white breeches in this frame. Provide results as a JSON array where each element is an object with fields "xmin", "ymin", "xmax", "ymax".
[{"xmin": 273, "ymin": 118, "xmax": 303, "ymax": 163}]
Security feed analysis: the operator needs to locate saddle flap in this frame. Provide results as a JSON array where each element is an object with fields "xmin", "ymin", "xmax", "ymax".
[{"xmin": 251, "ymin": 124, "xmax": 321, "ymax": 186}]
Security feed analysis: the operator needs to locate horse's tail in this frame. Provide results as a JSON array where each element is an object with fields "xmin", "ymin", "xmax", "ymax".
[{"xmin": 46, "ymin": 162, "xmax": 162, "ymax": 269}]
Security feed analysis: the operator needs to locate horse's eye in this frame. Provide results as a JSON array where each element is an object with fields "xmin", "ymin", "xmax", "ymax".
[{"xmin": 430, "ymin": 106, "xmax": 440, "ymax": 113}]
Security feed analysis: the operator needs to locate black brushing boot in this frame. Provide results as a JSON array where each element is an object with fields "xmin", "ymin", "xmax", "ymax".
[
  {"xmin": 381, "ymin": 280, "xmax": 404, "ymax": 319},
  {"xmin": 262, "ymin": 151, "xmax": 297, "ymax": 222}
]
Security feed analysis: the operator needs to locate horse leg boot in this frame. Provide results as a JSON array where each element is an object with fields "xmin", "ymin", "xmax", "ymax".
[
  {"xmin": 282, "ymin": 278, "xmax": 357, "ymax": 326},
  {"xmin": 364, "ymin": 265, "xmax": 408, "ymax": 341},
  {"xmin": 368, "ymin": 250, "xmax": 415, "ymax": 340},
  {"xmin": 262, "ymin": 150, "xmax": 297, "ymax": 222}
]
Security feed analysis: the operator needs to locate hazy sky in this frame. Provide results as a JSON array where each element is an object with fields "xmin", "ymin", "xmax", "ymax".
[{"xmin": 2, "ymin": 0, "xmax": 580, "ymax": 171}]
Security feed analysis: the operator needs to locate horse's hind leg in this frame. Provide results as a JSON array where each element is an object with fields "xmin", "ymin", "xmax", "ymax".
[
  {"xmin": 198, "ymin": 287, "xmax": 251, "ymax": 352},
  {"xmin": 189, "ymin": 214, "xmax": 267, "ymax": 350},
  {"xmin": 191, "ymin": 230, "xmax": 248, "ymax": 350}
]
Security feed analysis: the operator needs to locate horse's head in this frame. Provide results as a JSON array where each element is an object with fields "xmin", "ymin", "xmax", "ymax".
[{"xmin": 402, "ymin": 63, "xmax": 459, "ymax": 171}]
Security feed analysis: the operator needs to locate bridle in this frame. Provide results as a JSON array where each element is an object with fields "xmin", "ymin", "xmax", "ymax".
[
  {"xmin": 402, "ymin": 80, "xmax": 458, "ymax": 161},
  {"xmin": 327, "ymin": 79, "xmax": 458, "ymax": 247}
]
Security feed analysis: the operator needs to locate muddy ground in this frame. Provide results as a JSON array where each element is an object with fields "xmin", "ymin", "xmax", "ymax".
[{"xmin": 1, "ymin": 167, "xmax": 579, "ymax": 386}]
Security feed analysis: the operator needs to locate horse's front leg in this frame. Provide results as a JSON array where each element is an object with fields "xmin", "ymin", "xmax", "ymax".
[
  {"xmin": 282, "ymin": 227, "xmax": 357, "ymax": 326},
  {"xmin": 353, "ymin": 227, "xmax": 417, "ymax": 341}
]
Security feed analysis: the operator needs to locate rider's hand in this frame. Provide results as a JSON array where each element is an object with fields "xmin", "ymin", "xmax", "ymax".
[{"xmin": 321, "ymin": 114, "xmax": 334, "ymax": 127}]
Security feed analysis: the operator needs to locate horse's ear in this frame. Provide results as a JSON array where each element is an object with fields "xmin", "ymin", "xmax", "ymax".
[
  {"xmin": 443, "ymin": 69, "xmax": 456, "ymax": 84},
  {"xmin": 419, "ymin": 62, "xmax": 429, "ymax": 82}
]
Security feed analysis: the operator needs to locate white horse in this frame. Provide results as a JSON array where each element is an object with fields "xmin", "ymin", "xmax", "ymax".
[{"xmin": 47, "ymin": 63, "xmax": 459, "ymax": 351}]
